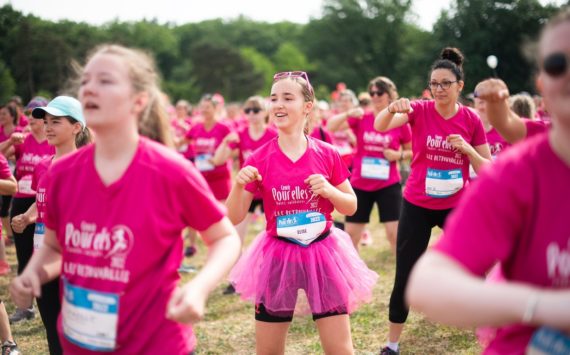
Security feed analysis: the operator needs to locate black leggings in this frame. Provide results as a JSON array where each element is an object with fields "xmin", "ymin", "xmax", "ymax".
[
  {"xmin": 10, "ymin": 197, "xmax": 36, "ymax": 275},
  {"xmin": 37, "ymin": 278, "xmax": 62, "ymax": 355},
  {"xmin": 388, "ymin": 198, "xmax": 452, "ymax": 324}
]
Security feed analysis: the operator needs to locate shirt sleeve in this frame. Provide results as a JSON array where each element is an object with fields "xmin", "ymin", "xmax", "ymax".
[
  {"xmin": 525, "ymin": 120, "xmax": 548, "ymax": 139},
  {"xmin": 178, "ymin": 162, "xmax": 227, "ymax": 231},
  {"xmin": 401, "ymin": 123, "xmax": 412, "ymax": 144},
  {"xmin": 470, "ymin": 111, "xmax": 488, "ymax": 147},
  {"xmin": 44, "ymin": 166, "xmax": 58, "ymax": 231},
  {"xmin": 0, "ymin": 155, "xmax": 12, "ymax": 179},
  {"xmin": 433, "ymin": 161, "xmax": 529, "ymax": 276},
  {"xmin": 328, "ymin": 146, "xmax": 351, "ymax": 186}
]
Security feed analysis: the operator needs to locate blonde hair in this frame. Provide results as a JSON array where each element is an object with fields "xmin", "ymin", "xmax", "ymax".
[
  {"xmin": 84, "ymin": 44, "xmax": 173, "ymax": 147},
  {"xmin": 509, "ymin": 94, "xmax": 536, "ymax": 119},
  {"xmin": 368, "ymin": 76, "xmax": 399, "ymax": 101}
]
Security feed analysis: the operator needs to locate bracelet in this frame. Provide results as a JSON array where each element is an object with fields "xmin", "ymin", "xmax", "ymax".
[
  {"xmin": 522, "ymin": 293, "xmax": 539, "ymax": 324},
  {"xmin": 400, "ymin": 151, "xmax": 404, "ymax": 161},
  {"xmin": 387, "ymin": 106, "xmax": 395, "ymax": 114}
]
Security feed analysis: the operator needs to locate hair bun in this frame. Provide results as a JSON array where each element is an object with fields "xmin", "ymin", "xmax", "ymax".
[{"xmin": 440, "ymin": 47, "xmax": 464, "ymax": 67}]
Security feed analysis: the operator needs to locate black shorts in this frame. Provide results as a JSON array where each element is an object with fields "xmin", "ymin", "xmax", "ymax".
[
  {"xmin": 254, "ymin": 303, "xmax": 347, "ymax": 323},
  {"xmin": 248, "ymin": 199, "xmax": 264, "ymax": 213},
  {"xmin": 0, "ymin": 195, "xmax": 12, "ymax": 218},
  {"xmin": 345, "ymin": 183, "xmax": 402, "ymax": 223}
]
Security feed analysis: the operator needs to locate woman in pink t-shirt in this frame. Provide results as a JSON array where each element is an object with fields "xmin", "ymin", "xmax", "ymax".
[
  {"xmin": 10, "ymin": 44, "xmax": 241, "ymax": 355},
  {"xmin": 171, "ymin": 99, "xmax": 194, "ymax": 159},
  {"xmin": 212, "ymin": 96, "xmax": 277, "ymax": 242},
  {"xmin": 328, "ymin": 78, "xmax": 412, "ymax": 255},
  {"xmin": 328, "ymin": 90, "xmax": 357, "ymax": 169},
  {"xmin": 374, "ymin": 47, "xmax": 491, "ymax": 354},
  {"xmin": 11, "ymin": 95, "xmax": 90, "ymax": 355},
  {"xmin": 227, "ymin": 71, "xmax": 377, "ymax": 354},
  {"xmin": 406, "ymin": 10, "xmax": 570, "ymax": 354}
]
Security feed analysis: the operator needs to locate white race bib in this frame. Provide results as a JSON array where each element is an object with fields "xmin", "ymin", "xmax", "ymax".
[
  {"xmin": 526, "ymin": 327, "xmax": 570, "ymax": 355},
  {"xmin": 17, "ymin": 175, "xmax": 34, "ymax": 194},
  {"xmin": 276, "ymin": 212, "xmax": 326, "ymax": 247},
  {"xmin": 361, "ymin": 157, "xmax": 390, "ymax": 180},
  {"xmin": 62, "ymin": 281, "xmax": 119, "ymax": 351},
  {"xmin": 425, "ymin": 168, "xmax": 463, "ymax": 198},
  {"xmin": 195, "ymin": 154, "xmax": 214, "ymax": 172},
  {"xmin": 33, "ymin": 222, "xmax": 44, "ymax": 251}
]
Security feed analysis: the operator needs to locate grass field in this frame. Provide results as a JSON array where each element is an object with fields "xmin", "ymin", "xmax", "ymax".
[{"xmin": 1, "ymin": 208, "xmax": 481, "ymax": 354}]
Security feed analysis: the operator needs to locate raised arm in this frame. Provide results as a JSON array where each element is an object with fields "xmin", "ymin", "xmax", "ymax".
[{"xmin": 374, "ymin": 98, "xmax": 412, "ymax": 132}]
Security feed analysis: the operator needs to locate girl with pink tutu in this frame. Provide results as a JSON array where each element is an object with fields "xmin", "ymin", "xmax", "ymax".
[{"xmin": 226, "ymin": 71, "xmax": 378, "ymax": 354}]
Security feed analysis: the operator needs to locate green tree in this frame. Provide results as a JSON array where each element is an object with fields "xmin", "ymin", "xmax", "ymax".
[
  {"xmin": 240, "ymin": 47, "xmax": 275, "ymax": 95},
  {"xmin": 0, "ymin": 59, "xmax": 16, "ymax": 103}
]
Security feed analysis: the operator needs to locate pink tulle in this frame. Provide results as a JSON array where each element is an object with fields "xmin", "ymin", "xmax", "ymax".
[{"xmin": 229, "ymin": 228, "xmax": 378, "ymax": 316}]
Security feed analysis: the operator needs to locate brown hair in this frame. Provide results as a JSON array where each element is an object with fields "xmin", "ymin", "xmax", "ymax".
[
  {"xmin": 368, "ymin": 76, "xmax": 399, "ymax": 101},
  {"xmin": 430, "ymin": 47, "xmax": 465, "ymax": 81},
  {"xmin": 273, "ymin": 74, "xmax": 315, "ymax": 134},
  {"xmin": 83, "ymin": 44, "xmax": 173, "ymax": 147}
]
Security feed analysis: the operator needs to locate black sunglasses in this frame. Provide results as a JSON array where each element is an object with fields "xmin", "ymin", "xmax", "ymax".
[
  {"xmin": 244, "ymin": 107, "xmax": 261, "ymax": 114},
  {"xmin": 369, "ymin": 90, "xmax": 386, "ymax": 97},
  {"xmin": 543, "ymin": 52, "xmax": 569, "ymax": 78}
]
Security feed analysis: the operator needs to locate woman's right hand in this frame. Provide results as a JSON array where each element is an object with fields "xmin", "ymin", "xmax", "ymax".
[
  {"xmin": 224, "ymin": 132, "xmax": 239, "ymax": 145},
  {"xmin": 11, "ymin": 214, "xmax": 30, "ymax": 234},
  {"xmin": 10, "ymin": 272, "xmax": 41, "ymax": 309},
  {"xmin": 348, "ymin": 107, "xmax": 365, "ymax": 118},
  {"xmin": 10, "ymin": 133, "xmax": 25, "ymax": 145},
  {"xmin": 387, "ymin": 98, "xmax": 413, "ymax": 114},
  {"xmin": 474, "ymin": 79, "xmax": 510, "ymax": 102},
  {"xmin": 235, "ymin": 166, "xmax": 262, "ymax": 186}
]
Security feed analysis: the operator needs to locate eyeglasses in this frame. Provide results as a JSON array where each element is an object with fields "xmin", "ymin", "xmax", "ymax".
[
  {"xmin": 369, "ymin": 90, "xmax": 386, "ymax": 97},
  {"xmin": 542, "ymin": 52, "xmax": 569, "ymax": 78},
  {"xmin": 273, "ymin": 71, "xmax": 314, "ymax": 94},
  {"xmin": 244, "ymin": 107, "xmax": 261, "ymax": 114},
  {"xmin": 428, "ymin": 80, "xmax": 458, "ymax": 90}
]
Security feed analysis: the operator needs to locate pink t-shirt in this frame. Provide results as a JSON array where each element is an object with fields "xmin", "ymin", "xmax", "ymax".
[
  {"xmin": 44, "ymin": 137, "xmax": 226, "ymax": 355},
  {"xmin": 0, "ymin": 126, "xmax": 23, "ymax": 143},
  {"xmin": 186, "ymin": 122, "xmax": 231, "ymax": 182},
  {"xmin": 0, "ymin": 154, "xmax": 12, "ymax": 230},
  {"xmin": 348, "ymin": 112, "xmax": 412, "ymax": 191},
  {"xmin": 245, "ymin": 137, "xmax": 350, "ymax": 239},
  {"xmin": 229, "ymin": 126, "xmax": 278, "ymax": 168},
  {"xmin": 525, "ymin": 119, "xmax": 550, "ymax": 139},
  {"xmin": 309, "ymin": 125, "xmax": 334, "ymax": 144},
  {"xmin": 404, "ymin": 100, "xmax": 487, "ymax": 209},
  {"xmin": 485, "ymin": 127, "xmax": 510, "ymax": 158},
  {"xmin": 170, "ymin": 117, "xmax": 193, "ymax": 159},
  {"xmin": 434, "ymin": 133, "xmax": 570, "ymax": 354},
  {"xmin": 31, "ymin": 157, "xmax": 52, "ymax": 225},
  {"xmin": 14, "ymin": 134, "xmax": 54, "ymax": 198}
]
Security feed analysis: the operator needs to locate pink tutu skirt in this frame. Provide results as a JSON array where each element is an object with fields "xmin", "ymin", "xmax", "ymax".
[{"xmin": 229, "ymin": 228, "xmax": 378, "ymax": 317}]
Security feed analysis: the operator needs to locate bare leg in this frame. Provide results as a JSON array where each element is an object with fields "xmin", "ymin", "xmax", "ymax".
[
  {"xmin": 345, "ymin": 222, "xmax": 366, "ymax": 251},
  {"xmin": 255, "ymin": 321, "xmax": 290, "ymax": 355},
  {"xmin": 0, "ymin": 302, "xmax": 14, "ymax": 342},
  {"xmin": 315, "ymin": 314, "xmax": 354, "ymax": 355},
  {"xmin": 384, "ymin": 221, "xmax": 399, "ymax": 255}
]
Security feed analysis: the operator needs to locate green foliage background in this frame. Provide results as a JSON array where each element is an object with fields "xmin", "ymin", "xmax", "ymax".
[{"xmin": 0, "ymin": 0, "xmax": 565, "ymax": 104}]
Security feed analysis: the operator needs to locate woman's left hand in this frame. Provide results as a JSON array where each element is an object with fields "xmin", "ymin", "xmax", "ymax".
[
  {"xmin": 304, "ymin": 174, "xmax": 334, "ymax": 199},
  {"xmin": 166, "ymin": 282, "xmax": 208, "ymax": 324},
  {"xmin": 447, "ymin": 134, "xmax": 475, "ymax": 156},
  {"xmin": 383, "ymin": 148, "xmax": 401, "ymax": 162}
]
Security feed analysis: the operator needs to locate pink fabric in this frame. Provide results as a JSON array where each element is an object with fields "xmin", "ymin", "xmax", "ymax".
[
  {"xmin": 0, "ymin": 126, "xmax": 23, "ymax": 143},
  {"xmin": 348, "ymin": 112, "xmax": 412, "ymax": 191},
  {"xmin": 485, "ymin": 127, "xmax": 510, "ymax": 158},
  {"xmin": 0, "ymin": 154, "xmax": 13, "ymax": 232},
  {"xmin": 525, "ymin": 119, "xmax": 550, "ymax": 138},
  {"xmin": 44, "ymin": 137, "xmax": 226, "ymax": 354},
  {"xmin": 170, "ymin": 117, "xmax": 193, "ymax": 159},
  {"xmin": 434, "ymin": 133, "xmax": 570, "ymax": 354},
  {"xmin": 309, "ymin": 125, "xmax": 334, "ymax": 144},
  {"xmin": 186, "ymin": 121, "xmax": 232, "ymax": 199},
  {"xmin": 244, "ymin": 136, "xmax": 350, "ymax": 237},
  {"xmin": 31, "ymin": 157, "xmax": 52, "ymax": 224},
  {"xmin": 229, "ymin": 228, "xmax": 378, "ymax": 316},
  {"xmin": 14, "ymin": 134, "xmax": 54, "ymax": 198},
  {"xmin": 230, "ymin": 126, "xmax": 278, "ymax": 168},
  {"xmin": 404, "ymin": 100, "xmax": 487, "ymax": 209},
  {"xmin": 19, "ymin": 115, "xmax": 29, "ymax": 128}
]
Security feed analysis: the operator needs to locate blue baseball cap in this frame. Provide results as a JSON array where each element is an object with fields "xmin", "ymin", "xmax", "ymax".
[{"xmin": 32, "ymin": 96, "xmax": 86, "ymax": 129}]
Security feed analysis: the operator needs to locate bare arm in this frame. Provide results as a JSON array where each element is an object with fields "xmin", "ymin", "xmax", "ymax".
[
  {"xmin": 407, "ymin": 251, "xmax": 570, "ymax": 329},
  {"xmin": 10, "ymin": 228, "xmax": 62, "ymax": 307},
  {"xmin": 305, "ymin": 176, "xmax": 356, "ymax": 216},
  {"xmin": 326, "ymin": 108, "xmax": 363, "ymax": 132},
  {"xmin": 11, "ymin": 202, "xmax": 38, "ymax": 234},
  {"xmin": 167, "ymin": 217, "xmax": 241, "ymax": 324},
  {"xmin": 225, "ymin": 166, "xmax": 258, "ymax": 224},
  {"xmin": 0, "ymin": 176, "xmax": 17, "ymax": 195},
  {"xmin": 211, "ymin": 132, "xmax": 238, "ymax": 166},
  {"xmin": 374, "ymin": 99, "xmax": 411, "ymax": 132},
  {"xmin": 475, "ymin": 79, "xmax": 527, "ymax": 144}
]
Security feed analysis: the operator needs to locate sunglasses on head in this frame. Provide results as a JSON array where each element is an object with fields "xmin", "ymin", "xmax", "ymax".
[
  {"xmin": 244, "ymin": 107, "xmax": 261, "ymax": 114},
  {"xmin": 369, "ymin": 90, "xmax": 386, "ymax": 97},
  {"xmin": 273, "ymin": 71, "xmax": 314, "ymax": 94},
  {"xmin": 542, "ymin": 52, "xmax": 569, "ymax": 78}
]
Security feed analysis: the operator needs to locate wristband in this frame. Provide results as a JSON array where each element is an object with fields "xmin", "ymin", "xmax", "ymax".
[
  {"xmin": 387, "ymin": 106, "xmax": 395, "ymax": 114},
  {"xmin": 400, "ymin": 151, "xmax": 404, "ymax": 161},
  {"xmin": 522, "ymin": 293, "xmax": 539, "ymax": 324}
]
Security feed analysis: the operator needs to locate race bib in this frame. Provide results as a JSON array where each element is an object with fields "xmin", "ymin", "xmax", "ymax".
[
  {"xmin": 425, "ymin": 168, "xmax": 463, "ymax": 198},
  {"xmin": 33, "ymin": 222, "xmax": 44, "ymax": 251},
  {"xmin": 276, "ymin": 212, "xmax": 326, "ymax": 247},
  {"xmin": 361, "ymin": 157, "xmax": 390, "ymax": 180},
  {"xmin": 526, "ymin": 327, "xmax": 570, "ymax": 355},
  {"xmin": 195, "ymin": 154, "xmax": 214, "ymax": 172},
  {"xmin": 62, "ymin": 281, "xmax": 119, "ymax": 351},
  {"xmin": 17, "ymin": 175, "xmax": 34, "ymax": 194}
]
